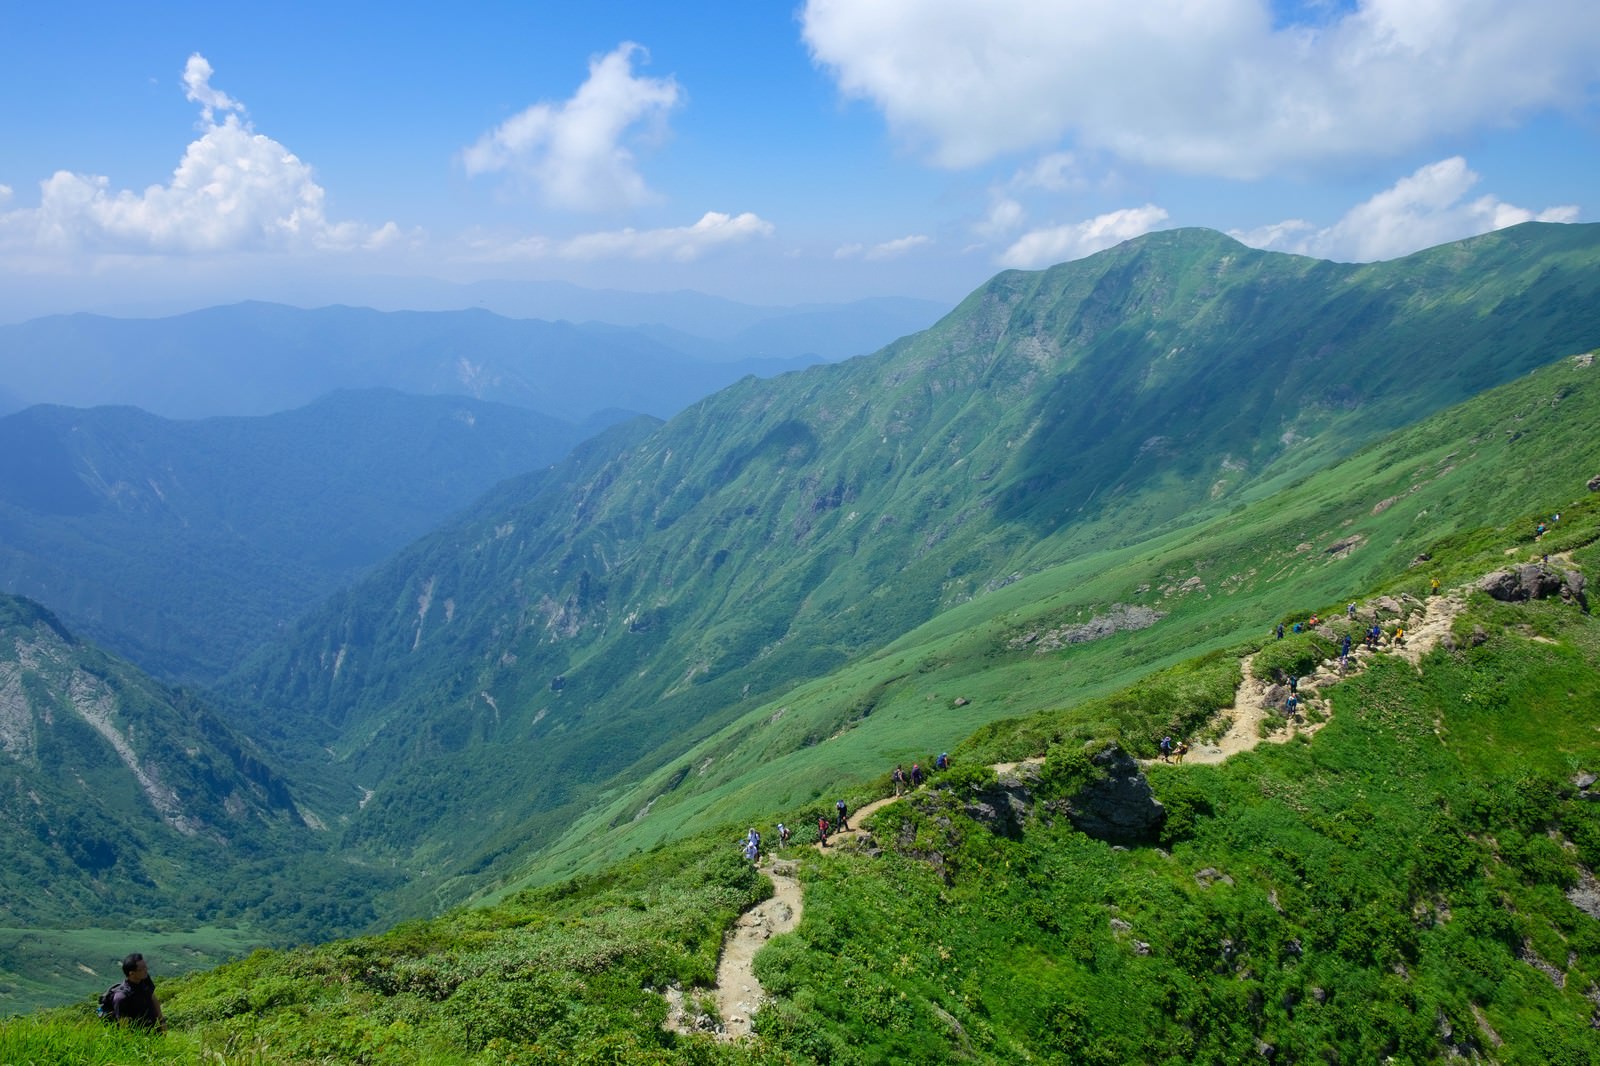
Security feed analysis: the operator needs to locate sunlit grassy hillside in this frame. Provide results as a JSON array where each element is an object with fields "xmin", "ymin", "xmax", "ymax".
[
  {"xmin": 505, "ymin": 350, "xmax": 1600, "ymax": 892},
  {"xmin": 8, "ymin": 355, "xmax": 1599, "ymax": 1063}
]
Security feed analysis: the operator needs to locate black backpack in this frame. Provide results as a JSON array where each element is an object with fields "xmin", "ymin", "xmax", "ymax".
[{"xmin": 97, "ymin": 981, "xmax": 124, "ymax": 1020}]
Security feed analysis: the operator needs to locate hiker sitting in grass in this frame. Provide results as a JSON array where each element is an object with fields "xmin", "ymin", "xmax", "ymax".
[{"xmin": 106, "ymin": 953, "xmax": 165, "ymax": 1031}]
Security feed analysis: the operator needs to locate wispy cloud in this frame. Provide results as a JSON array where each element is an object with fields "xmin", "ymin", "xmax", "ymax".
[
  {"xmin": 803, "ymin": 0, "xmax": 1600, "ymax": 176},
  {"xmin": 466, "ymin": 210, "xmax": 774, "ymax": 263},
  {"xmin": 1232, "ymin": 157, "xmax": 1579, "ymax": 261},
  {"xmin": 999, "ymin": 205, "xmax": 1169, "ymax": 269},
  {"xmin": 0, "ymin": 54, "xmax": 392, "ymax": 259},
  {"xmin": 834, "ymin": 234, "xmax": 932, "ymax": 260},
  {"xmin": 461, "ymin": 43, "xmax": 681, "ymax": 213}
]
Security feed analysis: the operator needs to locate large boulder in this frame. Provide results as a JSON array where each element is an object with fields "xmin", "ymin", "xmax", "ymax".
[
  {"xmin": 1064, "ymin": 743, "xmax": 1166, "ymax": 845},
  {"xmin": 1481, "ymin": 564, "xmax": 1573, "ymax": 603}
]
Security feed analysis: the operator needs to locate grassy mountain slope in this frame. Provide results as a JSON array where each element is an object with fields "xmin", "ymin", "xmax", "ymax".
[
  {"xmin": 0, "ymin": 390, "xmax": 610, "ymax": 683},
  {"xmin": 0, "ymin": 595, "xmax": 399, "ymax": 1014},
  {"xmin": 510, "ymin": 348, "xmax": 1600, "ymax": 889},
  {"xmin": 9, "ymin": 379, "xmax": 1598, "ymax": 1061},
  {"xmin": 226, "ymin": 224, "xmax": 1600, "ymax": 904}
]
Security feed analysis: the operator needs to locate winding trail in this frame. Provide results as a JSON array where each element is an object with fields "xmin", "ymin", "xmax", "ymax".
[
  {"xmin": 671, "ymin": 581, "xmax": 1494, "ymax": 1040},
  {"xmin": 711, "ymin": 859, "xmax": 803, "ymax": 1039},
  {"xmin": 1181, "ymin": 591, "xmax": 1465, "ymax": 765}
]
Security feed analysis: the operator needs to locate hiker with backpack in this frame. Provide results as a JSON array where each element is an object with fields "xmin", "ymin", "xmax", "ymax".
[
  {"xmin": 817, "ymin": 815, "xmax": 830, "ymax": 847},
  {"xmin": 936, "ymin": 752, "xmax": 949, "ymax": 771},
  {"xmin": 910, "ymin": 762, "xmax": 924, "ymax": 787},
  {"xmin": 892, "ymin": 764, "xmax": 906, "ymax": 796},
  {"xmin": 835, "ymin": 799, "xmax": 850, "ymax": 832},
  {"xmin": 1159, "ymin": 736, "xmax": 1173, "ymax": 762},
  {"xmin": 100, "ymin": 952, "xmax": 165, "ymax": 1031}
]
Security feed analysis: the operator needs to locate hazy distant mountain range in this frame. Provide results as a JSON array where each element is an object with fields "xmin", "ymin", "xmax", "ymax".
[
  {"xmin": 0, "ymin": 295, "xmax": 946, "ymax": 420},
  {"xmin": 0, "ymin": 390, "xmax": 629, "ymax": 682}
]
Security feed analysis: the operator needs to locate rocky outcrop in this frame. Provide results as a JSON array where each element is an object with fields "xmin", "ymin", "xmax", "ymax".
[
  {"xmin": 1008, "ymin": 604, "xmax": 1163, "ymax": 654},
  {"xmin": 1064, "ymin": 744, "xmax": 1166, "ymax": 845},
  {"xmin": 962, "ymin": 779, "xmax": 1031, "ymax": 839},
  {"xmin": 1480, "ymin": 564, "xmax": 1588, "ymax": 611}
]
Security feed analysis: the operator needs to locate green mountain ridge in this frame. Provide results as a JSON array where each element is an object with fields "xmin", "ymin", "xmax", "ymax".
[
  {"xmin": 7, "ymin": 360, "xmax": 1599, "ymax": 1058},
  {"xmin": 224, "ymin": 224, "xmax": 1600, "ymax": 908},
  {"xmin": 514, "ymin": 347, "xmax": 1600, "ymax": 890},
  {"xmin": 5, "ymin": 227, "xmax": 1600, "ymax": 1056}
]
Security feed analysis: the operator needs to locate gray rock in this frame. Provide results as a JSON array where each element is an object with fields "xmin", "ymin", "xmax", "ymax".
[
  {"xmin": 1064, "ymin": 743, "xmax": 1166, "ymax": 844},
  {"xmin": 1481, "ymin": 565, "xmax": 1579, "ymax": 603}
]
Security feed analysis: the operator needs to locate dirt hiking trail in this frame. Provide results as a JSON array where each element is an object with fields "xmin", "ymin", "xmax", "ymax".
[
  {"xmin": 712, "ymin": 858, "xmax": 803, "ymax": 1039},
  {"xmin": 1180, "ymin": 591, "xmax": 1465, "ymax": 765},
  {"xmin": 670, "ymin": 577, "xmax": 1521, "ymax": 1041}
]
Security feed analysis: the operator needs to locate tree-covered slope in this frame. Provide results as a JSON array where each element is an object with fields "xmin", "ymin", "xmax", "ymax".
[
  {"xmin": 225, "ymin": 224, "xmax": 1600, "ymax": 900},
  {"xmin": 0, "ymin": 390, "xmax": 616, "ymax": 682},
  {"xmin": 0, "ymin": 594, "xmax": 401, "ymax": 1012}
]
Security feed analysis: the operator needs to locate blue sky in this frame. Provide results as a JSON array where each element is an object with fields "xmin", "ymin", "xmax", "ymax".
[{"xmin": 1, "ymin": 0, "xmax": 1597, "ymax": 319}]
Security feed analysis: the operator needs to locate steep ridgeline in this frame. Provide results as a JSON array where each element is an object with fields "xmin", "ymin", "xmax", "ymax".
[
  {"xmin": 0, "ymin": 390, "xmax": 622, "ymax": 684},
  {"xmin": 0, "ymin": 594, "xmax": 390, "ymax": 943},
  {"xmin": 226, "ymin": 224, "xmax": 1600, "ymax": 899}
]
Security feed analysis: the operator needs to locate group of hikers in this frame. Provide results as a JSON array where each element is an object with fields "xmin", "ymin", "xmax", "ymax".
[
  {"xmin": 739, "ymin": 753, "xmax": 952, "ymax": 862},
  {"xmin": 1157, "ymin": 736, "xmax": 1189, "ymax": 763}
]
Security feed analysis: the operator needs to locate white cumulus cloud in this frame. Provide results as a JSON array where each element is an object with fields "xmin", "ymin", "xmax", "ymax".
[
  {"xmin": 182, "ymin": 53, "xmax": 242, "ymax": 124},
  {"xmin": 802, "ymin": 0, "xmax": 1600, "ymax": 176},
  {"xmin": 1232, "ymin": 157, "xmax": 1580, "ymax": 261},
  {"xmin": 1000, "ymin": 205, "xmax": 1170, "ymax": 269},
  {"xmin": 462, "ymin": 42, "xmax": 681, "ymax": 212},
  {"xmin": 0, "ymin": 54, "xmax": 390, "ymax": 258}
]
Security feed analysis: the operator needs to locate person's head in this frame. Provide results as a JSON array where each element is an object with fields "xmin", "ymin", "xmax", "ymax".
[{"xmin": 121, "ymin": 953, "xmax": 148, "ymax": 980}]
